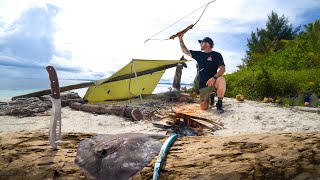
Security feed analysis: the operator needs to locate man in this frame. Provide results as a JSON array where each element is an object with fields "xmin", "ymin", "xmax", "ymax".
[{"xmin": 178, "ymin": 34, "xmax": 226, "ymax": 113}]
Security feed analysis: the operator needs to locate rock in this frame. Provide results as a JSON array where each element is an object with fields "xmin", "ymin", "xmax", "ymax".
[
  {"xmin": 61, "ymin": 92, "xmax": 82, "ymax": 100},
  {"xmin": 7, "ymin": 107, "xmax": 35, "ymax": 117},
  {"xmin": 0, "ymin": 102, "xmax": 9, "ymax": 109},
  {"xmin": 14, "ymin": 98, "xmax": 28, "ymax": 101},
  {"xmin": 254, "ymin": 115, "xmax": 261, "ymax": 120},
  {"xmin": 31, "ymin": 107, "xmax": 46, "ymax": 113},
  {"xmin": 61, "ymin": 98, "xmax": 84, "ymax": 107},
  {"xmin": 7, "ymin": 101, "xmax": 24, "ymax": 106},
  {"xmin": 0, "ymin": 92, "xmax": 83, "ymax": 117},
  {"xmin": 0, "ymin": 102, "xmax": 8, "ymax": 106},
  {"xmin": 40, "ymin": 95, "xmax": 51, "ymax": 101}
]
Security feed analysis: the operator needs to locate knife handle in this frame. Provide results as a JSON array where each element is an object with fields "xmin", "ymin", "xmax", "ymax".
[{"xmin": 46, "ymin": 66, "xmax": 60, "ymax": 99}]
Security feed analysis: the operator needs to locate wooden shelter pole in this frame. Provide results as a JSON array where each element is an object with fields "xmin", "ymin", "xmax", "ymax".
[{"xmin": 132, "ymin": 60, "xmax": 142, "ymax": 101}]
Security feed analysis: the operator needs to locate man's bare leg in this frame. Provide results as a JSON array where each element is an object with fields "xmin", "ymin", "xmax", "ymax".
[
  {"xmin": 215, "ymin": 77, "xmax": 226, "ymax": 98},
  {"xmin": 215, "ymin": 77, "xmax": 226, "ymax": 113},
  {"xmin": 199, "ymin": 77, "xmax": 226, "ymax": 111}
]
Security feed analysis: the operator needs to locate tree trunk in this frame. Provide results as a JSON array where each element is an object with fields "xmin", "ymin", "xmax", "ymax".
[
  {"xmin": 69, "ymin": 102, "xmax": 143, "ymax": 121},
  {"xmin": 131, "ymin": 132, "xmax": 320, "ymax": 179},
  {"xmin": 172, "ymin": 56, "xmax": 187, "ymax": 91}
]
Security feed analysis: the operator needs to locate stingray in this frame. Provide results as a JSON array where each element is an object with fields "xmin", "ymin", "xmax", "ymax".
[{"xmin": 75, "ymin": 133, "xmax": 164, "ymax": 180}]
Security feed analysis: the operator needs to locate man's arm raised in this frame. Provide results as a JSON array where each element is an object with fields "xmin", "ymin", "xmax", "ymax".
[{"xmin": 179, "ymin": 35, "xmax": 192, "ymax": 57}]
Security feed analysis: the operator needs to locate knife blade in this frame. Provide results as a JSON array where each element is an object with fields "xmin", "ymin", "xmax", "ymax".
[{"xmin": 46, "ymin": 65, "xmax": 61, "ymax": 150}]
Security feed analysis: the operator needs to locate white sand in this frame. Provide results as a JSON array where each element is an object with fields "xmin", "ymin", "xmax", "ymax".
[
  {"xmin": 0, "ymin": 98, "xmax": 319, "ymax": 136},
  {"xmin": 179, "ymin": 98, "xmax": 320, "ymax": 136},
  {"xmin": 0, "ymin": 107, "xmax": 162, "ymax": 136}
]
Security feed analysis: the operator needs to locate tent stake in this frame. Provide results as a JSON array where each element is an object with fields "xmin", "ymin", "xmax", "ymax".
[{"xmin": 132, "ymin": 60, "xmax": 143, "ymax": 101}]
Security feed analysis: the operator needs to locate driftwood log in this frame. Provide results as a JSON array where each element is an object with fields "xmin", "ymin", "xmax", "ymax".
[
  {"xmin": 11, "ymin": 82, "xmax": 94, "ymax": 100},
  {"xmin": 132, "ymin": 133, "xmax": 320, "ymax": 179},
  {"xmin": 2, "ymin": 132, "xmax": 320, "ymax": 179},
  {"xmin": 293, "ymin": 106, "xmax": 320, "ymax": 113},
  {"xmin": 69, "ymin": 102, "xmax": 143, "ymax": 121}
]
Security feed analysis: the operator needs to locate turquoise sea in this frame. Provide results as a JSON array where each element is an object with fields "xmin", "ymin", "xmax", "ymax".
[{"xmin": 0, "ymin": 77, "xmax": 192, "ymax": 102}]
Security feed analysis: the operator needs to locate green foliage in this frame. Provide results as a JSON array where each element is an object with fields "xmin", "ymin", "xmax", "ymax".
[
  {"xmin": 244, "ymin": 11, "xmax": 300, "ymax": 66},
  {"xmin": 225, "ymin": 14, "xmax": 320, "ymax": 104},
  {"xmin": 225, "ymin": 69, "xmax": 320, "ymax": 99}
]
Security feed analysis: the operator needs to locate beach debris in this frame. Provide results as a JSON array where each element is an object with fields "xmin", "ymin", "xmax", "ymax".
[
  {"xmin": 275, "ymin": 97, "xmax": 282, "ymax": 103},
  {"xmin": 69, "ymin": 102, "xmax": 143, "ymax": 121},
  {"xmin": 157, "ymin": 91, "xmax": 195, "ymax": 103},
  {"xmin": 263, "ymin": 97, "xmax": 270, "ymax": 103},
  {"xmin": 152, "ymin": 112, "xmax": 223, "ymax": 136},
  {"xmin": 75, "ymin": 133, "xmax": 163, "ymax": 180},
  {"xmin": 236, "ymin": 94, "xmax": 245, "ymax": 101},
  {"xmin": 0, "ymin": 92, "xmax": 83, "ymax": 117}
]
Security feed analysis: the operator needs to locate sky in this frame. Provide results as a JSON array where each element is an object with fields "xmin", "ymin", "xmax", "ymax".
[{"xmin": 0, "ymin": 0, "xmax": 319, "ymax": 84}]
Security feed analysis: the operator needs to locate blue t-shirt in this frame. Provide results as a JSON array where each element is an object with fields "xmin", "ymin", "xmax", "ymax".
[{"xmin": 190, "ymin": 50, "xmax": 225, "ymax": 88}]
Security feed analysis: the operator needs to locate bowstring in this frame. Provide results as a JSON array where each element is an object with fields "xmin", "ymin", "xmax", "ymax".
[{"xmin": 144, "ymin": 0, "xmax": 216, "ymax": 43}]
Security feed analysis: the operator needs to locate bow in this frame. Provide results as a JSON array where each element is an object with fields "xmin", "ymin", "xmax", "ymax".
[{"xmin": 144, "ymin": 0, "xmax": 215, "ymax": 43}]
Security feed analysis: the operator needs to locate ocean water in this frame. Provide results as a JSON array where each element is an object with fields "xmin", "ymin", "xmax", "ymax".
[{"xmin": 0, "ymin": 77, "xmax": 192, "ymax": 102}]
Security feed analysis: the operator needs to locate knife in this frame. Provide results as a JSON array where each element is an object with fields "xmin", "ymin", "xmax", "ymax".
[{"xmin": 46, "ymin": 65, "xmax": 61, "ymax": 150}]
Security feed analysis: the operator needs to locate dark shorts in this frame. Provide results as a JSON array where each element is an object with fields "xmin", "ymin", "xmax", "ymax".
[{"xmin": 199, "ymin": 86, "xmax": 216, "ymax": 102}]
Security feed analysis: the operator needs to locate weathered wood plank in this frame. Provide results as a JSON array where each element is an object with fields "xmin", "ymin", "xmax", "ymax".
[{"xmin": 132, "ymin": 133, "xmax": 320, "ymax": 179}]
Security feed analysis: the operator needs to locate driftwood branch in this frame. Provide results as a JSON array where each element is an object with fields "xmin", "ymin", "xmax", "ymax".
[
  {"xmin": 69, "ymin": 102, "xmax": 143, "ymax": 121},
  {"xmin": 151, "ymin": 112, "xmax": 223, "ymax": 136},
  {"xmin": 11, "ymin": 82, "xmax": 94, "ymax": 100}
]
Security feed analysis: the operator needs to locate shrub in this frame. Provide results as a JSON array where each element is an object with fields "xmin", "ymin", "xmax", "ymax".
[{"xmin": 225, "ymin": 68, "xmax": 320, "ymax": 99}]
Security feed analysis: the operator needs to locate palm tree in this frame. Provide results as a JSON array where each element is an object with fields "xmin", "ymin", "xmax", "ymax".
[
  {"xmin": 244, "ymin": 11, "xmax": 300, "ymax": 66},
  {"xmin": 304, "ymin": 19, "xmax": 320, "ymax": 51}
]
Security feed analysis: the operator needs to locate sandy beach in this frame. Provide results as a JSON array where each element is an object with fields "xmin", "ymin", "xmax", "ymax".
[
  {"xmin": 1, "ymin": 98, "xmax": 319, "ymax": 137},
  {"xmin": 0, "ymin": 97, "xmax": 319, "ymax": 179}
]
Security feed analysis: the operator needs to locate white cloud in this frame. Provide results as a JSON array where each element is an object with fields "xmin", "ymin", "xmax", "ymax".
[{"xmin": 0, "ymin": 0, "xmax": 319, "ymax": 83}]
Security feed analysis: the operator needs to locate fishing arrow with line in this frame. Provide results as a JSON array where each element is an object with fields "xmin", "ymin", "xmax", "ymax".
[{"xmin": 144, "ymin": 0, "xmax": 216, "ymax": 43}]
